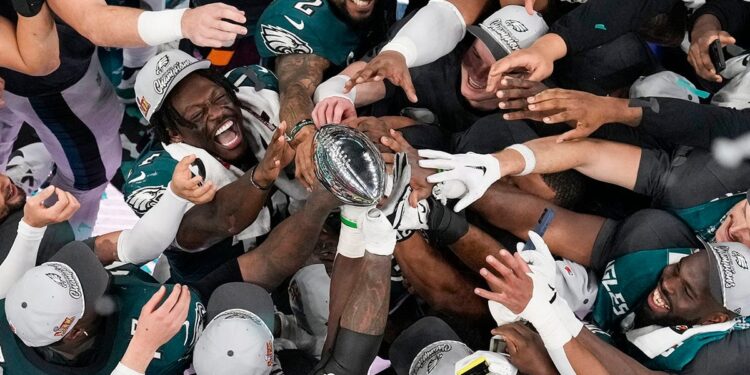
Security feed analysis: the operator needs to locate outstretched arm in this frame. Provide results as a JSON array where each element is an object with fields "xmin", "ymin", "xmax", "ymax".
[
  {"xmin": 48, "ymin": 0, "xmax": 247, "ymax": 48},
  {"xmin": 0, "ymin": 5, "xmax": 59, "ymax": 75}
]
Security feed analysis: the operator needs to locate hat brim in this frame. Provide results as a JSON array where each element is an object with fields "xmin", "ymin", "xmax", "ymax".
[
  {"xmin": 151, "ymin": 59, "xmax": 212, "ymax": 119},
  {"xmin": 467, "ymin": 25, "xmax": 510, "ymax": 61},
  {"xmin": 49, "ymin": 241, "xmax": 111, "ymax": 314},
  {"xmin": 389, "ymin": 317, "xmax": 465, "ymax": 375},
  {"xmin": 207, "ymin": 282, "xmax": 275, "ymax": 332},
  {"xmin": 704, "ymin": 243, "xmax": 726, "ymax": 308}
]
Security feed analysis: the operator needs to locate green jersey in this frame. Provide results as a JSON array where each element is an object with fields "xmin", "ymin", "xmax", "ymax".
[
  {"xmin": 0, "ymin": 265, "xmax": 204, "ymax": 375},
  {"xmin": 255, "ymin": 0, "xmax": 362, "ymax": 67},
  {"xmin": 670, "ymin": 192, "xmax": 746, "ymax": 243},
  {"xmin": 591, "ymin": 249, "xmax": 750, "ymax": 372}
]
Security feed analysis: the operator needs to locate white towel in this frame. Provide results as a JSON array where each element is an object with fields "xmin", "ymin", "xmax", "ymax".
[{"xmin": 627, "ymin": 319, "xmax": 736, "ymax": 358}]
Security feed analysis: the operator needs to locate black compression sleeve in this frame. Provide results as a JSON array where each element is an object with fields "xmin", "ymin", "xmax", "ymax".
[
  {"xmin": 312, "ymin": 328, "xmax": 383, "ymax": 375},
  {"xmin": 11, "ymin": 0, "xmax": 44, "ymax": 17},
  {"xmin": 191, "ymin": 259, "xmax": 243, "ymax": 300},
  {"xmin": 636, "ymin": 98, "xmax": 750, "ymax": 149},
  {"xmin": 549, "ymin": 0, "xmax": 678, "ymax": 55}
]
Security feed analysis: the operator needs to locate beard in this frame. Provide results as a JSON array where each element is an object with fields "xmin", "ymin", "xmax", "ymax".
[{"xmin": 632, "ymin": 299, "xmax": 697, "ymax": 329}]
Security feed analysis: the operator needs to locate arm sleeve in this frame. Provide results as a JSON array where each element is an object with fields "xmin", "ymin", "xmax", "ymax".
[
  {"xmin": 549, "ymin": 0, "xmax": 678, "ymax": 55},
  {"xmin": 0, "ymin": 221, "xmax": 46, "ymax": 298},
  {"xmin": 636, "ymin": 98, "xmax": 750, "ymax": 149},
  {"xmin": 110, "ymin": 363, "xmax": 144, "ymax": 375},
  {"xmin": 691, "ymin": 0, "xmax": 750, "ymax": 39},
  {"xmin": 117, "ymin": 184, "xmax": 190, "ymax": 265},
  {"xmin": 380, "ymin": 0, "xmax": 466, "ymax": 67}
]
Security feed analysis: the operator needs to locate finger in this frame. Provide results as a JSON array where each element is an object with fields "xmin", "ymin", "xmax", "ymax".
[
  {"xmin": 487, "ymin": 60, "xmax": 515, "ymax": 92},
  {"xmin": 380, "ymin": 136, "xmax": 402, "ymax": 153},
  {"xmin": 160, "ymin": 284, "xmax": 183, "ymax": 312},
  {"xmin": 500, "ymin": 76, "xmax": 537, "ymax": 90},
  {"xmin": 45, "ymin": 188, "xmax": 70, "ymax": 217},
  {"xmin": 31, "ymin": 185, "xmax": 56, "ymax": 203},
  {"xmin": 400, "ymin": 71, "xmax": 418, "ymax": 103},
  {"xmin": 57, "ymin": 192, "xmax": 80, "ymax": 220},
  {"xmin": 486, "ymin": 254, "xmax": 515, "ymax": 279},
  {"xmin": 214, "ymin": 18, "xmax": 248, "ymax": 36},
  {"xmin": 388, "ymin": 129, "xmax": 414, "ymax": 151},
  {"xmin": 217, "ymin": 7, "xmax": 247, "ymax": 26},
  {"xmin": 502, "ymin": 110, "xmax": 539, "ymax": 121},
  {"xmin": 325, "ymin": 102, "xmax": 335, "ymax": 124},
  {"xmin": 176, "ymin": 154, "xmax": 197, "ymax": 174},
  {"xmin": 498, "ymin": 98, "xmax": 528, "ymax": 110},
  {"xmin": 332, "ymin": 104, "xmax": 345, "ymax": 124},
  {"xmin": 188, "ymin": 175, "xmax": 204, "ymax": 187},
  {"xmin": 718, "ymin": 32, "xmax": 736, "ymax": 47},
  {"xmin": 495, "ymin": 250, "xmax": 526, "ymax": 279},
  {"xmin": 418, "ymin": 159, "xmax": 456, "ymax": 170},
  {"xmin": 514, "ymin": 251, "xmax": 533, "ymax": 274},
  {"xmin": 381, "ymin": 151, "xmax": 395, "ymax": 164},
  {"xmin": 474, "ymin": 287, "xmax": 506, "ymax": 303},
  {"xmin": 557, "ymin": 127, "xmax": 590, "ymax": 143},
  {"xmin": 174, "ymin": 285, "xmax": 192, "ymax": 317},
  {"xmin": 541, "ymin": 109, "xmax": 577, "ymax": 124},
  {"xmin": 354, "ymin": 67, "xmax": 377, "ymax": 84},
  {"xmin": 142, "ymin": 285, "xmax": 167, "ymax": 314},
  {"xmin": 426, "ymin": 169, "xmax": 461, "ymax": 184},
  {"xmin": 417, "ymin": 149, "xmax": 453, "ymax": 160},
  {"xmin": 480, "ymin": 266, "xmax": 510, "ymax": 291},
  {"xmin": 525, "ymin": 0, "xmax": 535, "ymax": 14},
  {"xmin": 312, "ymin": 104, "xmax": 324, "ymax": 126}
]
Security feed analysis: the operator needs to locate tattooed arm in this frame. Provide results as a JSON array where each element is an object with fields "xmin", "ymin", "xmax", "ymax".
[{"xmin": 276, "ymin": 53, "xmax": 331, "ymax": 188}]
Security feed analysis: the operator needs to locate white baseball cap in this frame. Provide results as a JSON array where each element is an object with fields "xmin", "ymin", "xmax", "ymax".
[
  {"xmin": 134, "ymin": 49, "xmax": 211, "ymax": 122},
  {"xmin": 705, "ymin": 242, "xmax": 750, "ymax": 316},
  {"xmin": 629, "ymin": 71, "xmax": 706, "ymax": 103},
  {"xmin": 5, "ymin": 242, "xmax": 110, "ymax": 347},
  {"xmin": 193, "ymin": 283, "xmax": 276, "ymax": 375},
  {"xmin": 467, "ymin": 5, "xmax": 549, "ymax": 60},
  {"xmin": 712, "ymin": 54, "xmax": 750, "ymax": 110}
]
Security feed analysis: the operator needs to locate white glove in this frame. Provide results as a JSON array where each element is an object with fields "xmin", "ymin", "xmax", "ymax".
[
  {"xmin": 418, "ymin": 150, "xmax": 501, "ymax": 212},
  {"xmin": 363, "ymin": 209, "xmax": 397, "ymax": 256},
  {"xmin": 337, "ymin": 205, "xmax": 372, "ymax": 258},
  {"xmin": 455, "ymin": 351, "xmax": 518, "ymax": 375},
  {"xmin": 517, "ymin": 231, "xmax": 556, "ymax": 285},
  {"xmin": 431, "ymin": 180, "xmax": 467, "ymax": 205},
  {"xmin": 382, "ymin": 153, "xmax": 429, "ymax": 235}
]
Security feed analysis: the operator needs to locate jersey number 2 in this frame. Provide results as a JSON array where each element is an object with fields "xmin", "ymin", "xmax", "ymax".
[{"xmin": 294, "ymin": 0, "xmax": 323, "ymax": 15}]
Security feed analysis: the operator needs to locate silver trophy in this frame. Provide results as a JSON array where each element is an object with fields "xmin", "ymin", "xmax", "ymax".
[{"xmin": 314, "ymin": 125, "xmax": 386, "ymax": 206}]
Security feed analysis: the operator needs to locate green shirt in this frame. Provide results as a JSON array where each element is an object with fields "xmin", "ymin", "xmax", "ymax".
[
  {"xmin": 0, "ymin": 265, "xmax": 204, "ymax": 374},
  {"xmin": 255, "ymin": 0, "xmax": 361, "ymax": 67}
]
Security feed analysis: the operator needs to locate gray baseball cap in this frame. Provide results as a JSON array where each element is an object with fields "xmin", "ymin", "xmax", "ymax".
[
  {"xmin": 705, "ymin": 242, "xmax": 750, "ymax": 316},
  {"xmin": 5, "ymin": 241, "xmax": 110, "ymax": 347},
  {"xmin": 712, "ymin": 54, "xmax": 750, "ymax": 110},
  {"xmin": 193, "ymin": 282, "xmax": 276, "ymax": 375},
  {"xmin": 467, "ymin": 5, "xmax": 548, "ymax": 60},
  {"xmin": 134, "ymin": 50, "xmax": 211, "ymax": 122}
]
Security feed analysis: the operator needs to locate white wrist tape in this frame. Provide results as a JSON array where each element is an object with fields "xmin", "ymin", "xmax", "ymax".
[
  {"xmin": 111, "ymin": 362, "xmax": 145, "ymax": 375},
  {"xmin": 554, "ymin": 296, "xmax": 584, "ymax": 338},
  {"xmin": 337, "ymin": 205, "xmax": 370, "ymax": 258},
  {"xmin": 314, "ymin": 75, "xmax": 357, "ymax": 104},
  {"xmin": 137, "ymin": 8, "xmax": 186, "ymax": 46},
  {"xmin": 519, "ymin": 273, "xmax": 573, "ymax": 350},
  {"xmin": 505, "ymin": 144, "xmax": 536, "ymax": 176},
  {"xmin": 381, "ymin": 0, "xmax": 466, "ymax": 67},
  {"xmin": 117, "ymin": 185, "xmax": 189, "ymax": 264},
  {"xmin": 363, "ymin": 209, "xmax": 397, "ymax": 256},
  {"xmin": 0, "ymin": 220, "xmax": 46, "ymax": 298}
]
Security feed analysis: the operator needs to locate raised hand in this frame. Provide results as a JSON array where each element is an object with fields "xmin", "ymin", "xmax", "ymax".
[
  {"xmin": 181, "ymin": 3, "xmax": 247, "ymax": 48},
  {"xmin": 344, "ymin": 51, "xmax": 418, "ymax": 103},
  {"xmin": 171, "ymin": 155, "xmax": 216, "ymax": 205},
  {"xmin": 120, "ymin": 285, "xmax": 191, "ymax": 373},
  {"xmin": 380, "ymin": 129, "xmax": 432, "ymax": 207},
  {"xmin": 486, "ymin": 48, "xmax": 554, "ymax": 93},
  {"xmin": 23, "ymin": 185, "xmax": 80, "ymax": 228},
  {"xmin": 312, "ymin": 96, "xmax": 356, "ymax": 127},
  {"xmin": 419, "ymin": 150, "xmax": 501, "ymax": 212},
  {"xmin": 256, "ymin": 121, "xmax": 294, "ymax": 188}
]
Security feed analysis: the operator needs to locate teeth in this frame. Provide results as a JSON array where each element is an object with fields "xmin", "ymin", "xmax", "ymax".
[
  {"xmin": 352, "ymin": 0, "xmax": 371, "ymax": 6},
  {"xmin": 653, "ymin": 288, "xmax": 669, "ymax": 310},
  {"xmin": 215, "ymin": 121, "xmax": 233, "ymax": 136}
]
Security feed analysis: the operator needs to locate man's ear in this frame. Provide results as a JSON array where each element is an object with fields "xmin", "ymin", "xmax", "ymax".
[
  {"xmin": 168, "ymin": 128, "xmax": 183, "ymax": 144},
  {"xmin": 701, "ymin": 311, "xmax": 732, "ymax": 325}
]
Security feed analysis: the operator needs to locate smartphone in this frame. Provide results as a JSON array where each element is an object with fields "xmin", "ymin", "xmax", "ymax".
[
  {"xmin": 189, "ymin": 158, "xmax": 207, "ymax": 185},
  {"xmin": 489, "ymin": 335, "xmax": 507, "ymax": 353},
  {"xmin": 709, "ymin": 39, "xmax": 726, "ymax": 73},
  {"xmin": 522, "ymin": 208, "xmax": 555, "ymax": 250}
]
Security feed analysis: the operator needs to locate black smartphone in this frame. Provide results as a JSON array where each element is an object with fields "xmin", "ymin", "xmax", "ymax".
[
  {"xmin": 190, "ymin": 158, "xmax": 207, "ymax": 185},
  {"xmin": 522, "ymin": 208, "xmax": 556, "ymax": 250},
  {"xmin": 709, "ymin": 39, "xmax": 726, "ymax": 73}
]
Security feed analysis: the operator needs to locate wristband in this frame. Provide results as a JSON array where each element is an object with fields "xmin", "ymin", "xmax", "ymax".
[
  {"xmin": 505, "ymin": 144, "xmax": 536, "ymax": 176},
  {"xmin": 337, "ymin": 205, "xmax": 370, "ymax": 258},
  {"xmin": 519, "ymin": 273, "xmax": 572, "ymax": 350},
  {"xmin": 287, "ymin": 119, "xmax": 315, "ymax": 142},
  {"xmin": 137, "ymin": 9, "xmax": 186, "ymax": 46},
  {"xmin": 249, "ymin": 165, "xmax": 272, "ymax": 190},
  {"xmin": 12, "ymin": 0, "xmax": 44, "ymax": 17},
  {"xmin": 426, "ymin": 197, "xmax": 468, "ymax": 246},
  {"xmin": 313, "ymin": 75, "xmax": 357, "ymax": 105},
  {"xmin": 553, "ymin": 296, "xmax": 584, "ymax": 338},
  {"xmin": 363, "ymin": 209, "xmax": 397, "ymax": 256}
]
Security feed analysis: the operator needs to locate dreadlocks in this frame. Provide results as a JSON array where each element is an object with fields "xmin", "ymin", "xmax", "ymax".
[{"xmin": 149, "ymin": 68, "xmax": 241, "ymax": 144}]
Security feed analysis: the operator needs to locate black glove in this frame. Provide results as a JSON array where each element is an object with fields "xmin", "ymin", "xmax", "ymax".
[{"xmin": 12, "ymin": 0, "xmax": 46, "ymax": 17}]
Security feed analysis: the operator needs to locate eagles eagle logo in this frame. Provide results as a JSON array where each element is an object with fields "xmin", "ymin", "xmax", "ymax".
[
  {"xmin": 126, "ymin": 186, "xmax": 165, "ymax": 216},
  {"xmin": 260, "ymin": 24, "xmax": 313, "ymax": 54},
  {"xmin": 505, "ymin": 19, "xmax": 529, "ymax": 33}
]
